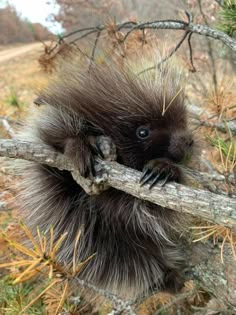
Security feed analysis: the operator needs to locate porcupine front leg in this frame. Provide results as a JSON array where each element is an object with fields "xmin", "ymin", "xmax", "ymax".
[
  {"xmin": 37, "ymin": 106, "xmax": 104, "ymax": 178},
  {"xmin": 64, "ymin": 135, "xmax": 105, "ymax": 178}
]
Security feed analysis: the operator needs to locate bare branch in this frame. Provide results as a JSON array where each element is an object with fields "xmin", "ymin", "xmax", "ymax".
[
  {"xmin": 192, "ymin": 117, "xmax": 236, "ymax": 135},
  {"xmin": 189, "ymin": 241, "xmax": 236, "ymax": 308},
  {"xmin": 75, "ymin": 278, "xmax": 136, "ymax": 315},
  {"xmin": 0, "ymin": 139, "xmax": 235, "ymax": 230},
  {"xmin": 89, "ymin": 29, "xmax": 101, "ymax": 71},
  {"xmin": 138, "ymin": 12, "xmax": 196, "ymax": 74},
  {"xmin": 123, "ymin": 20, "xmax": 236, "ymax": 52},
  {"xmin": 188, "ymin": 104, "xmax": 236, "ymax": 135},
  {"xmin": 187, "ymin": 32, "xmax": 196, "ymax": 72},
  {"xmin": 138, "ymin": 30, "xmax": 189, "ymax": 75},
  {"xmin": 197, "ymin": 0, "xmax": 218, "ymax": 94},
  {"xmin": 45, "ymin": 17, "xmax": 236, "ymax": 74},
  {"xmin": 198, "ymin": 171, "xmax": 235, "ymax": 184}
]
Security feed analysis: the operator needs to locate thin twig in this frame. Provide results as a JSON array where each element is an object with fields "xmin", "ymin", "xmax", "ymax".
[
  {"xmin": 65, "ymin": 22, "xmax": 137, "ymax": 46},
  {"xmin": 187, "ymin": 32, "xmax": 196, "ymax": 72},
  {"xmin": 197, "ymin": 0, "xmax": 218, "ymax": 94},
  {"xmin": 71, "ymin": 29, "xmax": 99, "ymax": 44},
  {"xmin": 89, "ymin": 30, "xmax": 101, "ymax": 71},
  {"xmin": 63, "ymin": 26, "xmax": 102, "ymax": 39},
  {"xmin": 138, "ymin": 30, "xmax": 189, "ymax": 75},
  {"xmin": 75, "ymin": 278, "xmax": 136, "ymax": 315},
  {"xmin": 191, "ymin": 118, "xmax": 236, "ymax": 135},
  {"xmin": 116, "ymin": 21, "xmax": 138, "ymax": 31},
  {"xmin": 185, "ymin": 10, "xmax": 193, "ymax": 23}
]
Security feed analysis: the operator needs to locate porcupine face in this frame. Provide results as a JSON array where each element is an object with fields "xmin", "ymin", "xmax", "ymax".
[
  {"xmin": 104, "ymin": 70, "xmax": 194, "ymax": 174},
  {"xmin": 114, "ymin": 107, "xmax": 194, "ymax": 173}
]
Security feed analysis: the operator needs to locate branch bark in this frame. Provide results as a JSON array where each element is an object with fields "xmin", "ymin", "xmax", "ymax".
[
  {"xmin": 189, "ymin": 104, "xmax": 236, "ymax": 135},
  {"xmin": 189, "ymin": 241, "xmax": 236, "ymax": 307},
  {"xmin": 123, "ymin": 20, "xmax": 236, "ymax": 52},
  {"xmin": 47, "ymin": 17, "xmax": 236, "ymax": 70},
  {"xmin": 0, "ymin": 139, "xmax": 235, "ymax": 230}
]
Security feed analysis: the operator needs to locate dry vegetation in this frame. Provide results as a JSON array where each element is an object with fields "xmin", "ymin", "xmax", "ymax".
[{"xmin": 0, "ymin": 0, "xmax": 235, "ymax": 314}]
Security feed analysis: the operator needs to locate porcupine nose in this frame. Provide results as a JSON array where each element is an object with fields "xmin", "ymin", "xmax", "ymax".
[{"xmin": 168, "ymin": 131, "xmax": 193, "ymax": 163}]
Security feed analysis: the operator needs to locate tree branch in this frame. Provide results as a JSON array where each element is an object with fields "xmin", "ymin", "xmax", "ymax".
[
  {"xmin": 138, "ymin": 30, "xmax": 190, "ymax": 75},
  {"xmin": 46, "ymin": 17, "xmax": 236, "ymax": 73},
  {"xmin": 192, "ymin": 118, "xmax": 236, "ymax": 135},
  {"xmin": 0, "ymin": 139, "xmax": 235, "ymax": 230},
  {"xmin": 75, "ymin": 278, "xmax": 135, "ymax": 315},
  {"xmin": 189, "ymin": 241, "xmax": 236, "ymax": 308},
  {"xmin": 189, "ymin": 104, "xmax": 236, "ymax": 135},
  {"xmin": 123, "ymin": 20, "xmax": 236, "ymax": 51}
]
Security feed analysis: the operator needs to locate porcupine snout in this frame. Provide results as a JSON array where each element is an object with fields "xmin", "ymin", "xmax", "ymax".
[{"xmin": 168, "ymin": 131, "xmax": 194, "ymax": 163}]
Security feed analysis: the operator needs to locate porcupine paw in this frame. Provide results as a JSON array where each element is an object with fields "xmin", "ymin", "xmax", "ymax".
[
  {"xmin": 64, "ymin": 136, "xmax": 104, "ymax": 178},
  {"xmin": 139, "ymin": 158, "xmax": 182, "ymax": 189}
]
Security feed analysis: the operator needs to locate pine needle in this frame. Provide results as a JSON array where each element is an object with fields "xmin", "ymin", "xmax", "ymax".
[
  {"xmin": 20, "ymin": 279, "xmax": 59, "ymax": 314},
  {"xmin": 13, "ymin": 258, "xmax": 42, "ymax": 284},
  {"xmin": 55, "ymin": 281, "xmax": 69, "ymax": 314},
  {"xmin": 20, "ymin": 221, "xmax": 41, "ymax": 254},
  {"xmin": 191, "ymin": 224, "xmax": 236, "ymax": 263},
  {"xmin": 73, "ymin": 229, "xmax": 83, "ymax": 274}
]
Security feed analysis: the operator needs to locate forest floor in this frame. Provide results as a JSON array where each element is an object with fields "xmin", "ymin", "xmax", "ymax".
[{"xmin": 0, "ymin": 42, "xmax": 49, "ymax": 114}]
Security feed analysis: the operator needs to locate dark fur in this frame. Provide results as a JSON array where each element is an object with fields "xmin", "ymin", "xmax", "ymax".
[{"xmin": 18, "ymin": 55, "xmax": 194, "ymax": 299}]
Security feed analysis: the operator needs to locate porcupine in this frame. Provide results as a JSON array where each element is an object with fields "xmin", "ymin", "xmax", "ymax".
[{"xmin": 17, "ymin": 50, "xmax": 195, "ymax": 299}]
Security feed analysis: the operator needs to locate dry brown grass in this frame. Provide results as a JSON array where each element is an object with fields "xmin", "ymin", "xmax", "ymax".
[{"xmin": 0, "ymin": 45, "xmax": 49, "ymax": 119}]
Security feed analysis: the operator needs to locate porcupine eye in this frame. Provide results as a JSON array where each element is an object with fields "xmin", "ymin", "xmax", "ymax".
[{"xmin": 136, "ymin": 126, "xmax": 150, "ymax": 139}]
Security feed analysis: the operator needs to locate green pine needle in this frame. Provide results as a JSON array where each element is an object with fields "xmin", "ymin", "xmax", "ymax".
[{"xmin": 217, "ymin": 0, "xmax": 236, "ymax": 37}]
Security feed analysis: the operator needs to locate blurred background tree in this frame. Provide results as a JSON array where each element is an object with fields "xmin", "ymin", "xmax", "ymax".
[{"xmin": 0, "ymin": 2, "xmax": 52, "ymax": 44}]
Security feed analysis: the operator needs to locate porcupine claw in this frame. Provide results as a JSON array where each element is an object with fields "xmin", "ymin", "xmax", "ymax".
[
  {"xmin": 140, "ymin": 169, "xmax": 157, "ymax": 187},
  {"xmin": 149, "ymin": 170, "xmax": 165, "ymax": 189},
  {"xmin": 89, "ymin": 156, "xmax": 96, "ymax": 177},
  {"xmin": 139, "ymin": 168, "xmax": 150, "ymax": 184},
  {"xmin": 91, "ymin": 142, "xmax": 104, "ymax": 159},
  {"xmin": 161, "ymin": 172, "xmax": 172, "ymax": 187},
  {"xmin": 140, "ymin": 158, "xmax": 181, "ymax": 189}
]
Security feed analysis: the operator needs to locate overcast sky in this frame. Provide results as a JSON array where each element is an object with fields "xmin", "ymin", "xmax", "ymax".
[{"xmin": 5, "ymin": 0, "xmax": 63, "ymax": 33}]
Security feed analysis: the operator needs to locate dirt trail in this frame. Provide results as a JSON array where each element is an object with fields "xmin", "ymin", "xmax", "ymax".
[{"xmin": 0, "ymin": 42, "xmax": 44, "ymax": 64}]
